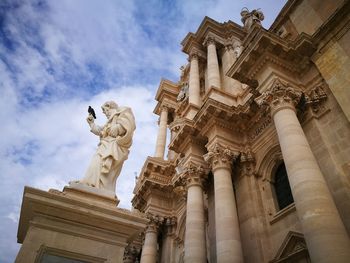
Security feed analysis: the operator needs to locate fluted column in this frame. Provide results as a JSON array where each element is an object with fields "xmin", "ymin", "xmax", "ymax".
[
  {"xmin": 204, "ymin": 144, "xmax": 243, "ymax": 263},
  {"xmin": 154, "ymin": 106, "xmax": 168, "ymax": 158},
  {"xmin": 140, "ymin": 217, "xmax": 161, "ymax": 263},
  {"xmin": 263, "ymin": 79, "xmax": 350, "ymax": 263},
  {"xmin": 189, "ymin": 52, "xmax": 201, "ymax": 107},
  {"xmin": 205, "ymin": 36, "xmax": 221, "ymax": 89},
  {"xmin": 183, "ymin": 163, "xmax": 207, "ymax": 263}
]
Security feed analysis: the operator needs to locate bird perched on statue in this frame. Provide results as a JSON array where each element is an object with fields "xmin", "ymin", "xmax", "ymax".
[{"xmin": 88, "ymin": 106, "xmax": 96, "ymax": 119}]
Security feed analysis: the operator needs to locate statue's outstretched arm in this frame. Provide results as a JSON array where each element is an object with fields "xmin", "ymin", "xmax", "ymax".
[{"xmin": 87, "ymin": 115, "xmax": 102, "ymax": 136}]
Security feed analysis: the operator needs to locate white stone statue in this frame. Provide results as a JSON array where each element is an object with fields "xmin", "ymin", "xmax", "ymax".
[
  {"xmin": 77, "ymin": 101, "xmax": 136, "ymax": 194},
  {"xmin": 240, "ymin": 8, "xmax": 264, "ymax": 31}
]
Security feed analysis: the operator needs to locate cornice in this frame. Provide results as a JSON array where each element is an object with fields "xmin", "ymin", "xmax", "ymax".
[
  {"xmin": 269, "ymin": 0, "xmax": 301, "ymax": 32},
  {"xmin": 133, "ymin": 157, "xmax": 175, "ymax": 195}
]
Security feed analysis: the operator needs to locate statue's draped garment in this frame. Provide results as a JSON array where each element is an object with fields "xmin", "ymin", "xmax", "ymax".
[{"xmin": 81, "ymin": 107, "xmax": 136, "ymax": 192}]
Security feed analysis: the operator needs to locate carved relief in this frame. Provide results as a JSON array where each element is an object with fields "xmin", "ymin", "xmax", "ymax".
[
  {"xmin": 240, "ymin": 149, "xmax": 256, "ymax": 177},
  {"xmin": 177, "ymin": 82, "xmax": 189, "ymax": 102},
  {"xmin": 307, "ymin": 85, "xmax": 327, "ymax": 113}
]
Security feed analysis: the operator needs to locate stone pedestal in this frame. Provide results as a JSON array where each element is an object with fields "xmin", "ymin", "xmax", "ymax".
[{"xmin": 16, "ymin": 186, "xmax": 148, "ymax": 263}]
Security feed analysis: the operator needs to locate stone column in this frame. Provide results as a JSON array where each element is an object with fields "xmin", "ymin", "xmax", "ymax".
[
  {"xmin": 264, "ymin": 79, "xmax": 350, "ymax": 263},
  {"xmin": 154, "ymin": 106, "xmax": 168, "ymax": 158},
  {"xmin": 188, "ymin": 52, "xmax": 201, "ymax": 107},
  {"xmin": 167, "ymin": 129, "xmax": 177, "ymax": 161},
  {"xmin": 204, "ymin": 144, "xmax": 243, "ymax": 263},
  {"xmin": 205, "ymin": 36, "xmax": 221, "ymax": 89},
  {"xmin": 183, "ymin": 164, "xmax": 207, "ymax": 263},
  {"xmin": 235, "ymin": 151, "xmax": 265, "ymax": 263},
  {"xmin": 140, "ymin": 217, "xmax": 161, "ymax": 263},
  {"xmin": 160, "ymin": 217, "xmax": 176, "ymax": 263}
]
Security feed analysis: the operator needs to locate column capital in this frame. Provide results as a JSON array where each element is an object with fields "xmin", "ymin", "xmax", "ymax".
[
  {"xmin": 204, "ymin": 143, "xmax": 239, "ymax": 171},
  {"xmin": 181, "ymin": 162, "xmax": 207, "ymax": 188},
  {"xmin": 145, "ymin": 214, "xmax": 163, "ymax": 233},
  {"xmin": 189, "ymin": 51, "xmax": 199, "ymax": 61},
  {"xmin": 160, "ymin": 104, "xmax": 170, "ymax": 112},
  {"xmin": 203, "ymin": 35, "xmax": 217, "ymax": 47},
  {"xmin": 163, "ymin": 216, "xmax": 177, "ymax": 236},
  {"xmin": 256, "ymin": 78, "xmax": 302, "ymax": 117}
]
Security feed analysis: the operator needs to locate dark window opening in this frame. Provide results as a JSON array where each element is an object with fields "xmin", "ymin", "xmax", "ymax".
[{"xmin": 274, "ymin": 162, "xmax": 294, "ymax": 210}]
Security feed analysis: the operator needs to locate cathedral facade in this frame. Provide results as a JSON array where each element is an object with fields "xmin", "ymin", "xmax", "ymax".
[{"xmin": 132, "ymin": 0, "xmax": 350, "ymax": 262}]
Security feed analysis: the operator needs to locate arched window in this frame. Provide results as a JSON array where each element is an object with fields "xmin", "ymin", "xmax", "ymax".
[{"xmin": 274, "ymin": 162, "xmax": 294, "ymax": 210}]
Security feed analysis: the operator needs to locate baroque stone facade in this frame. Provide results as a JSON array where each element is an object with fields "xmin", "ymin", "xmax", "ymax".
[{"xmin": 133, "ymin": 1, "xmax": 350, "ymax": 262}]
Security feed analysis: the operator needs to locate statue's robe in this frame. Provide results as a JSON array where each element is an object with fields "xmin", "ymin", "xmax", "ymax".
[{"xmin": 81, "ymin": 107, "xmax": 136, "ymax": 192}]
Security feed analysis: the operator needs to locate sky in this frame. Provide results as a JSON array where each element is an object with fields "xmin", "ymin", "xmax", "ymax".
[{"xmin": 0, "ymin": 0, "xmax": 287, "ymax": 261}]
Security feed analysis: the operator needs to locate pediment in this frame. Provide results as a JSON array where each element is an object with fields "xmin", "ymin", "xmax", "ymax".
[
  {"xmin": 181, "ymin": 16, "xmax": 245, "ymax": 54},
  {"xmin": 270, "ymin": 231, "xmax": 309, "ymax": 263}
]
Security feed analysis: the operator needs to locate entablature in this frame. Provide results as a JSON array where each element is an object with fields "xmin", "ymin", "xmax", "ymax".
[
  {"xmin": 154, "ymin": 79, "xmax": 180, "ymax": 115},
  {"xmin": 227, "ymin": 26, "xmax": 315, "ymax": 86}
]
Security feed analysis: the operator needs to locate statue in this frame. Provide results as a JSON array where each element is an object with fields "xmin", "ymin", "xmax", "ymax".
[
  {"xmin": 177, "ymin": 82, "xmax": 189, "ymax": 102},
  {"xmin": 76, "ymin": 101, "xmax": 136, "ymax": 194},
  {"xmin": 240, "ymin": 8, "xmax": 264, "ymax": 31}
]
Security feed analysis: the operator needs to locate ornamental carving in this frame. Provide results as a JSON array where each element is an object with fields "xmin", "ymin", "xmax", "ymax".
[
  {"xmin": 145, "ymin": 213, "xmax": 163, "ymax": 233},
  {"xmin": 255, "ymin": 79, "xmax": 302, "ymax": 115},
  {"xmin": 179, "ymin": 162, "xmax": 207, "ymax": 188},
  {"xmin": 204, "ymin": 143, "xmax": 239, "ymax": 170},
  {"xmin": 307, "ymin": 85, "xmax": 327, "ymax": 113},
  {"xmin": 123, "ymin": 244, "xmax": 140, "ymax": 263},
  {"xmin": 240, "ymin": 149, "xmax": 256, "ymax": 177}
]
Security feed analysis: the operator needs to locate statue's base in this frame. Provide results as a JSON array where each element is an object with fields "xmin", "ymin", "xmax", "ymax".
[
  {"xmin": 15, "ymin": 186, "xmax": 148, "ymax": 263},
  {"xmin": 65, "ymin": 182, "xmax": 120, "ymax": 206}
]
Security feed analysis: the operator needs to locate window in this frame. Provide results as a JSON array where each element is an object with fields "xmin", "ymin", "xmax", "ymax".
[{"xmin": 274, "ymin": 162, "xmax": 294, "ymax": 210}]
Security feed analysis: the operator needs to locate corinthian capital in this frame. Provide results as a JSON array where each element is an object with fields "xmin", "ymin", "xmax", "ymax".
[
  {"xmin": 145, "ymin": 213, "xmax": 163, "ymax": 233},
  {"xmin": 180, "ymin": 162, "xmax": 207, "ymax": 188},
  {"xmin": 204, "ymin": 143, "xmax": 239, "ymax": 171},
  {"xmin": 189, "ymin": 51, "xmax": 199, "ymax": 61},
  {"xmin": 255, "ymin": 79, "xmax": 302, "ymax": 116},
  {"xmin": 203, "ymin": 35, "xmax": 216, "ymax": 47}
]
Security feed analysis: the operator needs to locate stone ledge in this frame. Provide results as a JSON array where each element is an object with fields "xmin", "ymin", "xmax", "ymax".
[{"xmin": 270, "ymin": 203, "xmax": 296, "ymax": 224}]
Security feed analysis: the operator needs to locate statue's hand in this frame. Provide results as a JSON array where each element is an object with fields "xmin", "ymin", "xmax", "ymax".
[{"xmin": 87, "ymin": 114, "xmax": 94, "ymax": 125}]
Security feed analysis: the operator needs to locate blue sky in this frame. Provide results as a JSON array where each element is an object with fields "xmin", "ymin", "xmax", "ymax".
[{"xmin": 0, "ymin": 0, "xmax": 287, "ymax": 261}]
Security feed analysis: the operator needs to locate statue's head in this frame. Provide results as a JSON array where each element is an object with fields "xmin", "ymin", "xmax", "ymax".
[{"xmin": 102, "ymin": 101, "xmax": 118, "ymax": 118}]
